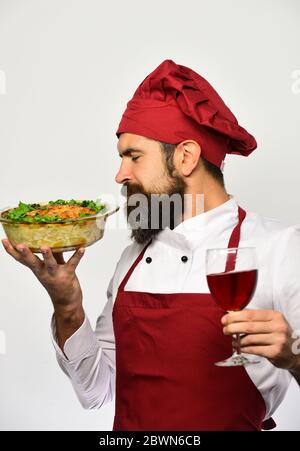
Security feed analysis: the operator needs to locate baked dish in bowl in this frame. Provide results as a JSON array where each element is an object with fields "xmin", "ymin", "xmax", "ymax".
[{"xmin": 0, "ymin": 198, "xmax": 119, "ymax": 253}]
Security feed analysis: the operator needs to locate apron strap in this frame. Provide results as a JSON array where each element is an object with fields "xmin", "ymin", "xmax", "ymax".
[
  {"xmin": 119, "ymin": 239, "xmax": 153, "ymax": 292},
  {"xmin": 225, "ymin": 206, "xmax": 247, "ymax": 272},
  {"xmin": 224, "ymin": 206, "xmax": 277, "ymax": 431}
]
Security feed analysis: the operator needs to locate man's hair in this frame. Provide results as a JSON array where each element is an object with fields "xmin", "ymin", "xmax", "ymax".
[{"xmin": 159, "ymin": 141, "xmax": 225, "ymax": 188}]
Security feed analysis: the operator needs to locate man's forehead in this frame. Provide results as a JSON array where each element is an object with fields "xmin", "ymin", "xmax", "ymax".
[{"xmin": 117, "ymin": 133, "xmax": 157, "ymax": 153}]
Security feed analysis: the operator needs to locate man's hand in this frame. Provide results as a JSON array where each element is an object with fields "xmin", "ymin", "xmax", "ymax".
[
  {"xmin": 1, "ymin": 238, "xmax": 86, "ymax": 352},
  {"xmin": 221, "ymin": 310, "xmax": 300, "ymax": 373}
]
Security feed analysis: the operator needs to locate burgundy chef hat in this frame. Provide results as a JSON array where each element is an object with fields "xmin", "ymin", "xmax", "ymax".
[{"xmin": 116, "ymin": 59, "xmax": 257, "ymax": 168}]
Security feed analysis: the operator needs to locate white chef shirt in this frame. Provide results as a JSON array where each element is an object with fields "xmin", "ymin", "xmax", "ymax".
[{"xmin": 51, "ymin": 194, "xmax": 300, "ymax": 419}]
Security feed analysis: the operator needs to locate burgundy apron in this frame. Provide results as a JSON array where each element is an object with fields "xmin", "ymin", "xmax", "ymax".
[{"xmin": 112, "ymin": 206, "xmax": 276, "ymax": 431}]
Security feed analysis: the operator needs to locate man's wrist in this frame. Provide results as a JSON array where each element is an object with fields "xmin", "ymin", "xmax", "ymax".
[
  {"xmin": 289, "ymin": 363, "xmax": 300, "ymax": 387},
  {"xmin": 54, "ymin": 305, "xmax": 85, "ymax": 354},
  {"xmin": 289, "ymin": 356, "xmax": 300, "ymax": 374},
  {"xmin": 54, "ymin": 304, "xmax": 84, "ymax": 322}
]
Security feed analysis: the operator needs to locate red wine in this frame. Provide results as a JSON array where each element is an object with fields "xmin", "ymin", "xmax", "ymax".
[{"xmin": 207, "ymin": 270, "xmax": 257, "ymax": 311}]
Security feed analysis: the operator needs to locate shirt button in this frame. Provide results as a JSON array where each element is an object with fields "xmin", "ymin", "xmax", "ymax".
[
  {"xmin": 145, "ymin": 257, "xmax": 152, "ymax": 264},
  {"xmin": 181, "ymin": 255, "xmax": 188, "ymax": 263}
]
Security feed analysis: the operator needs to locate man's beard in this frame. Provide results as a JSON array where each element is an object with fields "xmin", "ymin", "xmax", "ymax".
[{"xmin": 122, "ymin": 174, "xmax": 186, "ymax": 244}]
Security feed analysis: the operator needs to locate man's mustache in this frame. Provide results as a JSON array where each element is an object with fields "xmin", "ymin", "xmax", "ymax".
[{"xmin": 121, "ymin": 183, "xmax": 148, "ymax": 198}]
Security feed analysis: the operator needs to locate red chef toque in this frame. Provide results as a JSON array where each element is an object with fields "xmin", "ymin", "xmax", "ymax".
[{"xmin": 116, "ymin": 59, "xmax": 257, "ymax": 168}]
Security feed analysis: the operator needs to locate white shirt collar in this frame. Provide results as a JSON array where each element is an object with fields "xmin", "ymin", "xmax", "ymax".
[{"xmin": 153, "ymin": 194, "xmax": 239, "ymax": 251}]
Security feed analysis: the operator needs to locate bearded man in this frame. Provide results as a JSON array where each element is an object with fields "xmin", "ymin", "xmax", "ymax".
[{"xmin": 3, "ymin": 59, "xmax": 300, "ymax": 431}]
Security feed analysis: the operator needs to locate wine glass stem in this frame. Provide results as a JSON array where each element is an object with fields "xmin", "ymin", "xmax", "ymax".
[{"xmin": 235, "ymin": 333, "xmax": 241, "ymax": 355}]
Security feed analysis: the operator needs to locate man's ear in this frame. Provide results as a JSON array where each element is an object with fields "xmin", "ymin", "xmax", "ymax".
[{"xmin": 176, "ymin": 140, "xmax": 201, "ymax": 176}]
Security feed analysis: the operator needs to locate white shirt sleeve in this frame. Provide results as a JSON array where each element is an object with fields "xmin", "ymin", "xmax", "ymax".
[{"xmin": 50, "ymin": 276, "xmax": 116, "ymax": 410}]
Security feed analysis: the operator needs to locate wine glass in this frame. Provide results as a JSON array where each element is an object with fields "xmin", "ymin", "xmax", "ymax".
[{"xmin": 206, "ymin": 247, "xmax": 260, "ymax": 367}]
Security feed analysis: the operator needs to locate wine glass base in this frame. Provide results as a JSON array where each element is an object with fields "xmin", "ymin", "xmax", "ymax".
[{"xmin": 215, "ymin": 354, "xmax": 261, "ymax": 367}]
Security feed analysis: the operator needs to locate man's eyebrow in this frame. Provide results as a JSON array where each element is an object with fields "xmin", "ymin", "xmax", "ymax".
[{"xmin": 118, "ymin": 148, "xmax": 144, "ymax": 157}]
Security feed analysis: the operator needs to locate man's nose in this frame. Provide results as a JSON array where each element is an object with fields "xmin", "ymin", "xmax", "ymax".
[{"xmin": 115, "ymin": 160, "xmax": 132, "ymax": 184}]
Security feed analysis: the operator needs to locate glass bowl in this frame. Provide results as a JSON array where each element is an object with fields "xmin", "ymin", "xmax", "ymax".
[{"xmin": 0, "ymin": 201, "xmax": 119, "ymax": 253}]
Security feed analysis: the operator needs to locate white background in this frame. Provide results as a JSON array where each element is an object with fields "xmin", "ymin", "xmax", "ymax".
[{"xmin": 0, "ymin": 0, "xmax": 299, "ymax": 431}]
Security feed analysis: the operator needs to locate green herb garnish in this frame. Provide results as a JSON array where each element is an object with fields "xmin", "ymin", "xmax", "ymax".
[{"xmin": 5, "ymin": 199, "xmax": 105, "ymax": 223}]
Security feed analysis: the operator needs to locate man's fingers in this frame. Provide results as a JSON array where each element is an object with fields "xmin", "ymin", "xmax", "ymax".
[
  {"xmin": 2, "ymin": 239, "xmax": 84, "ymax": 272},
  {"xmin": 222, "ymin": 309, "xmax": 275, "ymax": 325},
  {"xmin": 67, "ymin": 247, "xmax": 85, "ymax": 270},
  {"xmin": 2, "ymin": 239, "xmax": 22, "ymax": 260},
  {"xmin": 234, "ymin": 333, "xmax": 276, "ymax": 347},
  {"xmin": 2, "ymin": 239, "xmax": 43, "ymax": 271},
  {"xmin": 40, "ymin": 246, "xmax": 59, "ymax": 272},
  {"xmin": 224, "ymin": 321, "xmax": 274, "ymax": 336},
  {"xmin": 52, "ymin": 252, "xmax": 65, "ymax": 265}
]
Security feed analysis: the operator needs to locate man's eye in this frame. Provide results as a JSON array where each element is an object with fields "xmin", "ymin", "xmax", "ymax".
[{"xmin": 131, "ymin": 156, "xmax": 140, "ymax": 162}]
